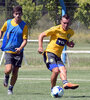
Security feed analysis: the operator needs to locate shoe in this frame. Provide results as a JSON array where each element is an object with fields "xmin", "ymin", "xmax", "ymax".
[
  {"xmin": 8, "ymin": 89, "xmax": 13, "ymax": 95},
  {"xmin": 51, "ymin": 89, "xmax": 54, "ymax": 98},
  {"xmin": 63, "ymin": 83, "xmax": 79, "ymax": 89},
  {"xmin": 3, "ymin": 75, "xmax": 9, "ymax": 87},
  {"xmin": 8, "ymin": 86, "xmax": 13, "ymax": 95}
]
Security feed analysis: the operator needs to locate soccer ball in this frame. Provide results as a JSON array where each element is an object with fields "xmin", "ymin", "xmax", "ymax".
[{"xmin": 51, "ymin": 86, "xmax": 64, "ymax": 98}]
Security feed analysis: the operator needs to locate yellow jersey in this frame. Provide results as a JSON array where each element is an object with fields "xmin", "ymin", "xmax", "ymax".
[{"xmin": 45, "ymin": 25, "xmax": 74, "ymax": 57}]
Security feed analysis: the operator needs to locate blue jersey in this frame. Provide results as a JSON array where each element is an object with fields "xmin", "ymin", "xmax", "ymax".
[{"xmin": 1, "ymin": 19, "xmax": 26, "ymax": 52}]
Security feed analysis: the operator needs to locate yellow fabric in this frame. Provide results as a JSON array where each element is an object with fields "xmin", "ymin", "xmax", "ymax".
[
  {"xmin": 45, "ymin": 25, "xmax": 74, "ymax": 57},
  {"xmin": 5, "ymin": 51, "xmax": 17, "ymax": 54},
  {"xmin": 1, "ymin": 18, "xmax": 28, "ymax": 54}
]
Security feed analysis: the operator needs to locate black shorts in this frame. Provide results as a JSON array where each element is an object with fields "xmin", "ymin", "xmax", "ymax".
[
  {"xmin": 43, "ymin": 52, "xmax": 64, "ymax": 71},
  {"xmin": 5, "ymin": 52, "xmax": 23, "ymax": 67}
]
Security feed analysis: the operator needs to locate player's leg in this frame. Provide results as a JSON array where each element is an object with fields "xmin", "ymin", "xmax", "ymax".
[
  {"xmin": 57, "ymin": 56, "xmax": 79, "ymax": 89},
  {"xmin": 43, "ymin": 52, "xmax": 60, "ymax": 97},
  {"xmin": 4, "ymin": 53, "xmax": 13, "ymax": 87},
  {"xmin": 59, "ymin": 66, "xmax": 67, "ymax": 81},
  {"xmin": 8, "ymin": 67, "xmax": 19, "ymax": 95},
  {"xmin": 59, "ymin": 66, "xmax": 79, "ymax": 89},
  {"xmin": 51, "ymin": 67, "xmax": 60, "ymax": 88},
  {"xmin": 43, "ymin": 52, "xmax": 60, "ymax": 88},
  {"xmin": 8, "ymin": 52, "xmax": 23, "ymax": 95},
  {"xmin": 10, "ymin": 67, "xmax": 19, "ymax": 86},
  {"xmin": 4, "ymin": 64, "xmax": 12, "ymax": 87}
]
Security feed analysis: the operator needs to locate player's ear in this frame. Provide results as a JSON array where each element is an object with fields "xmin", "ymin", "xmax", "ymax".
[
  {"xmin": 60, "ymin": 19, "xmax": 62, "ymax": 24},
  {"xmin": 13, "ymin": 12, "xmax": 15, "ymax": 17}
]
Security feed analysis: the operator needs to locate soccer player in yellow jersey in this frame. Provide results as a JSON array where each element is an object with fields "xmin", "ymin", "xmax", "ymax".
[
  {"xmin": 38, "ymin": 14, "xmax": 79, "ymax": 95},
  {"xmin": 0, "ymin": 5, "xmax": 28, "ymax": 95}
]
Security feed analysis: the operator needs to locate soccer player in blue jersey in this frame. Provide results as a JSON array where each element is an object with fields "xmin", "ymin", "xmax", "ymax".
[{"xmin": 0, "ymin": 5, "xmax": 28, "ymax": 95}]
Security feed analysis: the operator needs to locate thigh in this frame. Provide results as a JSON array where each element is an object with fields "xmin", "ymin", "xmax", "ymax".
[
  {"xmin": 5, "ymin": 53, "xmax": 14, "ymax": 65},
  {"xmin": 13, "ymin": 52, "xmax": 23, "ymax": 67},
  {"xmin": 56, "ymin": 57, "xmax": 64, "ymax": 67}
]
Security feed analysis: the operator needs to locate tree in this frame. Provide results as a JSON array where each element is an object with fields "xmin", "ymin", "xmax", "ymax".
[
  {"xmin": 45, "ymin": 0, "xmax": 61, "ymax": 25},
  {"xmin": 44, "ymin": 0, "xmax": 90, "ymax": 28},
  {"xmin": 16, "ymin": 0, "xmax": 90, "ymax": 30},
  {"xmin": 16, "ymin": 0, "xmax": 43, "ymax": 30},
  {"xmin": 5, "ymin": 0, "xmax": 18, "ymax": 19},
  {"xmin": 75, "ymin": 0, "xmax": 90, "ymax": 28},
  {"xmin": 45, "ymin": 0, "xmax": 77, "ymax": 25}
]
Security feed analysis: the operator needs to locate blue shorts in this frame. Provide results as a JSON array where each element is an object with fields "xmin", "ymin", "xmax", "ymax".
[{"xmin": 43, "ymin": 52, "xmax": 64, "ymax": 71}]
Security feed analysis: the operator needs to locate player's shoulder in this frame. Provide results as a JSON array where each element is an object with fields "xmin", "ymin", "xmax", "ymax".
[
  {"xmin": 7, "ymin": 19, "xmax": 12, "ymax": 23},
  {"xmin": 21, "ymin": 20, "xmax": 26, "ymax": 25},
  {"xmin": 22, "ymin": 21, "xmax": 28, "ymax": 29},
  {"xmin": 3, "ymin": 19, "xmax": 12, "ymax": 25},
  {"xmin": 50, "ymin": 25, "xmax": 60, "ymax": 30},
  {"xmin": 68, "ymin": 28, "xmax": 74, "ymax": 36},
  {"xmin": 68, "ymin": 28, "xmax": 74, "ymax": 33}
]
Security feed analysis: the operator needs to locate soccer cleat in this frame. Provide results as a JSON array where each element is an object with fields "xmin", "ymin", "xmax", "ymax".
[
  {"xmin": 8, "ymin": 89, "xmax": 13, "ymax": 95},
  {"xmin": 3, "ymin": 75, "xmax": 9, "ymax": 87},
  {"xmin": 63, "ymin": 83, "xmax": 79, "ymax": 89},
  {"xmin": 8, "ymin": 86, "xmax": 13, "ymax": 95},
  {"xmin": 51, "ymin": 91, "xmax": 54, "ymax": 97},
  {"xmin": 51, "ymin": 88, "xmax": 54, "ymax": 98}
]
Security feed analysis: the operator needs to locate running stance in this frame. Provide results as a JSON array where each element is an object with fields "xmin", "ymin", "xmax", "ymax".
[
  {"xmin": 0, "ymin": 5, "xmax": 28, "ymax": 95},
  {"xmin": 38, "ymin": 14, "xmax": 79, "ymax": 96}
]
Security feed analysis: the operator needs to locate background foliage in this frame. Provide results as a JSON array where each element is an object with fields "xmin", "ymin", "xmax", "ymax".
[
  {"xmin": 1, "ymin": 0, "xmax": 89, "ymax": 28},
  {"xmin": 0, "ymin": 0, "xmax": 89, "ymax": 35}
]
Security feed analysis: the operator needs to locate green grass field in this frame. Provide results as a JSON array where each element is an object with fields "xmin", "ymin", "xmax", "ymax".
[
  {"xmin": 0, "ymin": 66, "xmax": 90, "ymax": 100},
  {"xmin": 0, "ymin": 35, "xmax": 90, "ymax": 100}
]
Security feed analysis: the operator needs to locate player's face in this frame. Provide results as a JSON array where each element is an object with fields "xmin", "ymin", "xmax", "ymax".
[
  {"xmin": 13, "ymin": 11, "xmax": 22, "ymax": 21},
  {"xmin": 61, "ymin": 17, "xmax": 70, "ymax": 31}
]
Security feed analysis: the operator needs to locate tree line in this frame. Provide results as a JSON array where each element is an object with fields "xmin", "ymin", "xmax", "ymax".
[{"xmin": 0, "ymin": 0, "xmax": 90, "ymax": 29}]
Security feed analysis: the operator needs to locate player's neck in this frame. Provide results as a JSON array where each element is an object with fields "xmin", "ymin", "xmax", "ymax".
[
  {"xmin": 14, "ymin": 18, "xmax": 22, "ymax": 24},
  {"xmin": 61, "ymin": 25, "xmax": 69, "ymax": 31}
]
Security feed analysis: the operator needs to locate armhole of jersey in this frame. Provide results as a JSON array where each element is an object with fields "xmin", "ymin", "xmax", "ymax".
[{"xmin": 7, "ymin": 19, "xmax": 12, "ymax": 30}]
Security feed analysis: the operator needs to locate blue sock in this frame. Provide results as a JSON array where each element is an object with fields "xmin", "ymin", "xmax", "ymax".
[
  {"xmin": 51, "ymin": 87, "xmax": 53, "ymax": 92},
  {"xmin": 63, "ymin": 80, "xmax": 68, "ymax": 84},
  {"xmin": 8, "ymin": 85, "xmax": 13, "ymax": 91},
  {"xmin": 5, "ymin": 74, "xmax": 9, "ymax": 78}
]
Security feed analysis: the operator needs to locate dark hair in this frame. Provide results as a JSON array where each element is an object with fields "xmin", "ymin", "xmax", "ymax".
[
  {"xmin": 13, "ymin": 5, "xmax": 22, "ymax": 13},
  {"xmin": 62, "ymin": 14, "xmax": 70, "ymax": 19}
]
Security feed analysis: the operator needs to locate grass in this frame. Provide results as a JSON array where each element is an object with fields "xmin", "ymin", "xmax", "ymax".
[{"xmin": 0, "ymin": 66, "xmax": 90, "ymax": 100}]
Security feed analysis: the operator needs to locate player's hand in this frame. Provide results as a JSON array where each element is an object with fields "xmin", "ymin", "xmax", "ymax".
[
  {"xmin": 15, "ymin": 48, "xmax": 21, "ymax": 54},
  {"xmin": 0, "ymin": 44, "xmax": 1, "ymax": 48},
  {"xmin": 67, "ymin": 40, "xmax": 75, "ymax": 48},
  {"xmin": 38, "ymin": 47, "xmax": 43, "ymax": 54}
]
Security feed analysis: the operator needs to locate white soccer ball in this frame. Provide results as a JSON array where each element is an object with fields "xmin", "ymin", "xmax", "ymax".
[{"xmin": 52, "ymin": 86, "xmax": 64, "ymax": 98}]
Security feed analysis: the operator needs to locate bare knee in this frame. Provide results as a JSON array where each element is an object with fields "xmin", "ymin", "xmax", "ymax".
[
  {"xmin": 60, "ymin": 66, "xmax": 67, "ymax": 74},
  {"xmin": 5, "ymin": 64, "xmax": 12, "ymax": 74},
  {"xmin": 52, "ymin": 68, "xmax": 60, "ymax": 76}
]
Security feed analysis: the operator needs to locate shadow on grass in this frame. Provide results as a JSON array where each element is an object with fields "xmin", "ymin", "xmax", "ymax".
[
  {"xmin": 64, "ymin": 96, "xmax": 90, "ymax": 98},
  {"xmin": 16, "ymin": 92, "xmax": 49, "ymax": 96}
]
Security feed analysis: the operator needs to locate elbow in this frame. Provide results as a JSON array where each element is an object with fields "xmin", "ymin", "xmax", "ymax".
[{"xmin": 38, "ymin": 32, "xmax": 46, "ymax": 41}]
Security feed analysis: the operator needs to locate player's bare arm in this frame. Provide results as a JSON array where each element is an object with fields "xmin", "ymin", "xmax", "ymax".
[
  {"xmin": 15, "ymin": 39, "xmax": 27, "ymax": 53},
  {"xmin": 0, "ymin": 30, "xmax": 4, "ymax": 48},
  {"xmin": 66, "ymin": 40, "xmax": 75, "ymax": 48},
  {"xmin": 0, "ymin": 30, "xmax": 4, "ymax": 39},
  {"xmin": 38, "ymin": 32, "xmax": 46, "ymax": 54}
]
